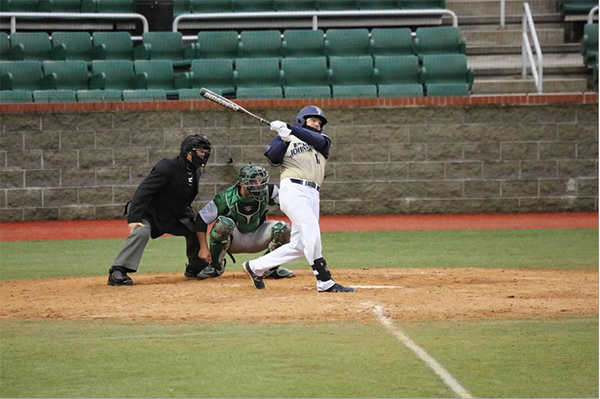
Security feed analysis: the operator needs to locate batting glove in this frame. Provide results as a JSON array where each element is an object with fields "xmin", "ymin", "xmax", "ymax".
[
  {"xmin": 278, "ymin": 126, "xmax": 292, "ymax": 142},
  {"xmin": 270, "ymin": 120, "xmax": 287, "ymax": 132}
]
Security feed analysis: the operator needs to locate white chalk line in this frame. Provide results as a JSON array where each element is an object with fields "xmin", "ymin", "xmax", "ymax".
[
  {"xmin": 365, "ymin": 302, "xmax": 474, "ymax": 399},
  {"xmin": 351, "ymin": 285, "xmax": 405, "ymax": 289}
]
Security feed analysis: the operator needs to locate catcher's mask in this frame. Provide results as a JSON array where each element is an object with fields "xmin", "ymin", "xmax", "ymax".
[
  {"xmin": 180, "ymin": 134, "xmax": 211, "ymax": 167},
  {"xmin": 238, "ymin": 163, "xmax": 269, "ymax": 202},
  {"xmin": 295, "ymin": 105, "xmax": 327, "ymax": 131}
]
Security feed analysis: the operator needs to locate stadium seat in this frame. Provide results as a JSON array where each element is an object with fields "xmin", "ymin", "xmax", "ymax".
[
  {"xmin": 96, "ymin": 0, "xmax": 135, "ymax": 13},
  {"xmin": 92, "ymin": 32, "xmax": 134, "ymax": 60},
  {"xmin": 0, "ymin": 90, "xmax": 33, "ymax": 103},
  {"xmin": 122, "ymin": 89, "xmax": 167, "ymax": 101},
  {"xmin": 190, "ymin": 0, "xmax": 233, "ymax": 13},
  {"xmin": 234, "ymin": 0, "xmax": 274, "ymax": 12},
  {"xmin": 173, "ymin": 0, "xmax": 191, "ymax": 16},
  {"xmin": 77, "ymin": 89, "xmax": 123, "ymax": 102},
  {"xmin": 0, "ymin": 61, "xmax": 49, "ymax": 91},
  {"xmin": 582, "ymin": 23, "xmax": 598, "ymax": 67},
  {"xmin": 133, "ymin": 60, "xmax": 178, "ymax": 95},
  {"xmin": 42, "ymin": 60, "xmax": 90, "ymax": 91},
  {"xmin": 274, "ymin": 0, "xmax": 316, "ymax": 11},
  {"xmin": 370, "ymin": 28, "xmax": 414, "ymax": 56},
  {"xmin": 38, "ymin": 0, "xmax": 82, "ymax": 12},
  {"xmin": 177, "ymin": 89, "xmax": 203, "ymax": 100},
  {"xmin": 195, "ymin": 31, "xmax": 239, "ymax": 59},
  {"xmin": 414, "ymin": 27, "xmax": 466, "ymax": 57},
  {"xmin": 317, "ymin": 0, "xmax": 358, "ymax": 10},
  {"xmin": 51, "ymin": 32, "xmax": 99, "ymax": 63},
  {"xmin": 561, "ymin": 0, "xmax": 598, "ymax": 14},
  {"xmin": 33, "ymin": 90, "xmax": 77, "ymax": 103},
  {"xmin": 358, "ymin": 0, "xmax": 399, "ymax": 9},
  {"xmin": 0, "ymin": 33, "xmax": 24, "ymax": 61},
  {"xmin": 281, "ymin": 57, "xmax": 331, "ymax": 98},
  {"xmin": 282, "ymin": 29, "xmax": 326, "ymax": 57},
  {"xmin": 375, "ymin": 55, "xmax": 423, "ymax": 97},
  {"xmin": 10, "ymin": 33, "xmax": 62, "ymax": 61},
  {"xmin": 235, "ymin": 58, "xmax": 283, "ymax": 99},
  {"xmin": 178, "ymin": 59, "xmax": 235, "ymax": 96},
  {"xmin": 421, "ymin": 54, "xmax": 474, "ymax": 97},
  {"xmin": 239, "ymin": 31, "xmax": 282, "ymax": 58},
  {"xmin": 90, "ymin": 60, "xmax": 141, "ymax": 90},
  {"xmin": 325, "ymin": 29, "xmax": 371, "ymax": 57},
  {"xmin": 329, "ymin": 55, "xmax": 377, "ymax": 98},
  {"xmin": 134, "ymin": 32, "xmax": 197, "ymax": 68},
  {"xmin": 400, "ymin": 0, "xmax": 445, "ymax": 9},
  {"xmin": 0, "ymin": 0, "xmax": 40, "ymax": 11}
]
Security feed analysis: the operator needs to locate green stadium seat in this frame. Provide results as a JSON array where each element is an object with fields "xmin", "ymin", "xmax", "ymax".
[
  {"xmin": 358, "ymin": 0, "xmax": 399, "ymax": 9},
  {"xmin": 594, "ymin": 61, "xmax": 599, "ymax": 85},
  {"xmin": 317, "ymin": 0, "xmax": 357, "ymax": 10},
  {"xmin": 239, "ymin": 31, "xmax": 282, "ymax": 58},
  {"xmin": 235, "ymin": 58, "xmax": 282, "ymax": 99},
  {"xmin": 274, "ymin": 0, "xmax": 316, "ymax": 11},
  {"xmin": 51, "ymin": 32, "xmax": 99, "ymax": 63},
  {"xmin": 90, "ymin": 60, "xmax": 141, "ymax": 90},
  {"xmin": 421, "ymin": 54, "xmax": 474, "ymax": 97},
  {"xmin": 325, "ymin": 29, "xmax": 371, "ymax": 57},
  {"xmin": 375, "ymin": 55, "xmax": 423, "ymax": 97},
  {"xmin": 33, "ymin": 90, "xmax": 77, "ymax": 103},
  {"xmin": 122, "ymin": 89, "xmax": 167, "ymax": 101},
  {"xmin": 177, "ymin": 88, "xmax": 204, "ymax": 100},
  {"xmin": 0, "ymin": 61, "xmax": 50, "ymax": 91},
  {"xmin": 38, "ymin": 0, "xmax": 82, "ymax": 12},
  {"xmin": 96, "ymin": 0, "xmax": 134, "ymax": 13},
  {"xmin": 370, "ymin": 28, "xmax": 414, "ymax": 56},
  {"xmin": 179, "ymin": 59, "xmax": 235, "ymax": 96},
  {"xmin": 133, "ymin": 60, "xmax": 178, "ymax": 95},
  {"xmin": 134, "ymin": 32, "xmax": 197, "ymax": 68},
  {"xmin": 173, "ymin": 0, "xmax": 191, "ymax": 16},
  {"xmin": 282, "ymin": 29, "xmax": 325, "ymax": 57},
  {"xmin": 329, "ymin": 55, "xmax": 377, "ymax": 98},
  {"xmin": 77, "ymin": 89, "xmax": 122, "ymax": 102},
  {"xmin": 42, "ymin": 60, "xmax": 89, "ymax": 91},
  {"xmin": 0, "ymin": 90, "xmax": 33, "ymax": 103},
  {"xmin": 415, "ymin": 27, "xmax": 466, "ymax": 57},
  {"xmin": 582, "ymin": 23, "xmax": 598, "ymax": 67},
  {"xmin": 190, "ymin": 0, "xmax": 233, "ymax": 13},
  {"xmin": 0, "ymin": 0, "xmax": 40, "ymax": 11},
  {"xmin": 10, "ymin": 33, "xmax": 63, "ymax": 61},
  {"xmin": 400, "ymin": 0, "xmax": 445, "ymax": 9},
  {"xmin": 0, "ymin": 33, "xmax": 24, "ymax": 61},
  {"xmin": 196, "ymin": 31, "xmax": 239, "ymax": 59},
  {"xmin": 281, "ymin": 57, "xmax": 330, "ymax": 98},
  {"xmin": 234, "ymin": 0, "xmax": 274, "ymax": 12},
  {"xmin": 561, "ymin": 0, "xmax": 598, "ymax": 14},
  {"xmin": 92, "ymin": 32, "xmax": 134, "ymax": 60}
]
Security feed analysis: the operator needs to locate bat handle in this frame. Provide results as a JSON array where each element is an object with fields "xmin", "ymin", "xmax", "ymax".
[{"xmin": 260, "ymin": 118, "xmax": 271, "ymax": 126}]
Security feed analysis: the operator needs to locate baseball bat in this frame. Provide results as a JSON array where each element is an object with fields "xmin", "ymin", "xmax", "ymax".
[{"xmin": 199, "ymin": 88, "xmax": 271, "ymax": 126}]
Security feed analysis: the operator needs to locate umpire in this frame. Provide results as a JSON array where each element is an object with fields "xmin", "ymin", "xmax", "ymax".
[{"xmin": 107, "ymin": 134, "xmax": 212, "ymax": 286}]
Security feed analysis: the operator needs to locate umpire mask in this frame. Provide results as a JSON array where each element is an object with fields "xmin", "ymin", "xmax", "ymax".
[{"xmin": 181, "ymin": 134, "xmax": 211, "ymax": 168}]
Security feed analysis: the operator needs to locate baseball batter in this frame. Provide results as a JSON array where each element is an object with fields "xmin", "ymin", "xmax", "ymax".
[{"xmin": 242, "ymin": 106, "xmax": 354, "ymax": 293}]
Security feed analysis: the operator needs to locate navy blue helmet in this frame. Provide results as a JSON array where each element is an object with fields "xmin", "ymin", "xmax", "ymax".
[{"xmin": 295, "ymin": 105, "xmax": 327, "ymax": 129}]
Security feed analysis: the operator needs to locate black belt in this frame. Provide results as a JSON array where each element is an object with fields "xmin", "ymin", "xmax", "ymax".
[{"xmin": 290, "ymin": 178, "xmax": 320, "ymax": 191}]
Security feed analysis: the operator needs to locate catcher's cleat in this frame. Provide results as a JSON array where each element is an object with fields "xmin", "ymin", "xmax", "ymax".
[
  {"xmin": 263, "ymin": 266, "xmax": 296, "ymax": 279},
  {"xmin": 320, "ymin": 283, "xmax": 355, "ymax": 293},
  {"xmin": 243, "ymin": 261, "xmax": 265, "ymax": 289},
  {"xmin": 108, "ymin": 266, "xmax": 133, "ymax": 286},
  {"xmin": 196, "ymin": 265, "xmax": 224, "ymax": 280}
]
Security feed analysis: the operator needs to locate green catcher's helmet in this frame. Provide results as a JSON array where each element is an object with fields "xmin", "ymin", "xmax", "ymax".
[{"xmin": 238, "ymin": 163, "xmax": 269, "ymax": 202}]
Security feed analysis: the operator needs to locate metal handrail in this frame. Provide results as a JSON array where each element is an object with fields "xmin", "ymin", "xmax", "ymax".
[
  {"xmin": 173, "ymin": 8, "xmax": 459, "ymax": 34},
  {"xmin": 588, "ymin": 5, "xmax": 599, "ymax": 24},
  {"xmin": 500, "ymin": 0, "xmax": 506, "ymax": 29},
  {"xmin": 0, "ymin": 12, "xmax": 149, "ymax": 34},
  {"xmin": 521, "ymin": 2, "xmax": 543, "ymax": 93}
]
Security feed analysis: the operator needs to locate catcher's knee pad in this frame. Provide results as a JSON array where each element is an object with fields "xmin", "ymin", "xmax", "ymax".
[
  {"xmin": 268, "ymin": 221, "xmax": 291, "ymax": 251},
  {"xmin": 209, "ymin": 216, "xmax": 235, "ymax": 269}
]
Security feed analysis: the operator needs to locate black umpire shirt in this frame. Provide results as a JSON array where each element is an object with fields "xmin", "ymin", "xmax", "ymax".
[{"xmin": 126, "ymin": 156, "xmax": 201, "ymax": 239}]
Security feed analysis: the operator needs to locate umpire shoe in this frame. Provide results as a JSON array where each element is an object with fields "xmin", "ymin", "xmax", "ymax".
[
  {"xmin": 321, "ymin": 283, "xmax": 355, "ymax": 293},
  {"xmin": 264, "ymin": 266, "xmax": 296, "ymax": 279},
  {"xmin": 108, "ymin": 266, "xmax": 133, "ymax": 286},
  {"xmin": 243, "ymin": 261, "xmax": 265, "ymax": 289}
]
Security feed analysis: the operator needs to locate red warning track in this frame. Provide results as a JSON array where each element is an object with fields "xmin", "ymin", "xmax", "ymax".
[{"xmin": 0, "ymin": 212, "xmax": 597, "ymax": 242}]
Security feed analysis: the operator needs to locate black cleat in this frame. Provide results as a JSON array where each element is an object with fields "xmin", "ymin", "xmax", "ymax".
[
  {"xmin": 243, "ymin": 261, "xmax": 265, "ymax": 289},
  {"xmin": 320, "ymin": 283, "xmax": 355, "ymax": 293},
  {"xmin": 108, "ymin": 266, "xmax": 133, "ymax": 286}
]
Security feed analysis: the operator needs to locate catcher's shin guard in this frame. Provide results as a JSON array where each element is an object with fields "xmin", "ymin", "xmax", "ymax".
[{"xmin": 208, "ymin": 216, "xmax": 235, "ymax": 273}]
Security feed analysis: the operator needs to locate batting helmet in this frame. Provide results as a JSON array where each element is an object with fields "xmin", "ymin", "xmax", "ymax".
[
  {"xmin": 295, "ymin": 105, "xmax": 328, "ymax": 129},
  {"xmin": 237, "ymin": 163, "xmax": 269, "ymax": 202},
  {"xmin": 180, "ymin": 134, "xmax": 211, "ymax": 167}
]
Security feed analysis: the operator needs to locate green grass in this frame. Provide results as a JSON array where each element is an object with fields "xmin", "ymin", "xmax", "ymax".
[{"xmin": 1, "ymin": 228, "xmax": 597, "ymax": 280}]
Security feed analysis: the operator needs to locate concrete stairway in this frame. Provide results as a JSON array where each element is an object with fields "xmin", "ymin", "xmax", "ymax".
[{"xmin": 446, "ymin": 0, "xmax": 594, "ymax": 94}]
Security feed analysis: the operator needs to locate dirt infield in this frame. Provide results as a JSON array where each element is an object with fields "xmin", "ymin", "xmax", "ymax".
[{"xmin": 1, "ymin": 213, "xmax": 598, "ymax": 323}]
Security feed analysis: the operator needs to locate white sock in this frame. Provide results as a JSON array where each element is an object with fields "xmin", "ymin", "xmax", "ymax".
[{"xmin": 316, "ymin": 279, "xmax": 335, "ymax": 292}]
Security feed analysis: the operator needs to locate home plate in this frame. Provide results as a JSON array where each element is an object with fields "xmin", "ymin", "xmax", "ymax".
[{"xmin": 351, "ymin": 285, "xmax": 405, "ymax": 289}]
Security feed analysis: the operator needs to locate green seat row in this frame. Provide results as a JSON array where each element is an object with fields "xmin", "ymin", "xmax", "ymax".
[
  {"xmin": 582, "ymin": 23, "xmax": 598, "ymax": 67},
  {"xmin": 561, "ymin": 0, "xmax": 598, "ymax": 14},
  {"xmin": 0, "ymin": 89, "xmax": 167, "ymax": 103},
  {"xmin": 0, "ymin": 0, "xmax": 133, "ymax": 12}
]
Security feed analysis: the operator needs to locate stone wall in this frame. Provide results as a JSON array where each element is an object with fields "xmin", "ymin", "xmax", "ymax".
[{"xmin": 0, "ymin": 98, "xmax": 597, "ymax": 221}]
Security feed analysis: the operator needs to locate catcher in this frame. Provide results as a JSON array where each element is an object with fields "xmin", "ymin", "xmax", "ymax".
[{"xmin": 191, "ymin": 163, "xmax": 295, "ymax": 280}]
